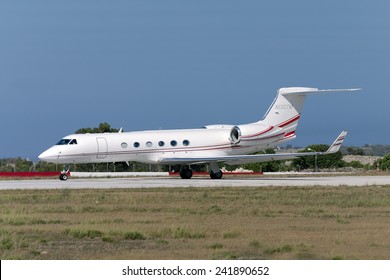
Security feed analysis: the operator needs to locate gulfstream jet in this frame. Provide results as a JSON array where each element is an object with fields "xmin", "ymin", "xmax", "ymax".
[{"xmin": 39, "ymin": 87, "xmax": 358, "ymax": 180}]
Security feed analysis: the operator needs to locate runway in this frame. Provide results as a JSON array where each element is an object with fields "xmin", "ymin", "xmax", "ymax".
[{"xmin": 0, "ymin": 175, "xmax": 390, "ymax": 190}]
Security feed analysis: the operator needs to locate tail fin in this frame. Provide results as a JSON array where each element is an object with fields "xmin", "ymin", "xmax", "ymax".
[{"xmin": 260, "ymin": 87, "xmax": 360, "ymax": 137}]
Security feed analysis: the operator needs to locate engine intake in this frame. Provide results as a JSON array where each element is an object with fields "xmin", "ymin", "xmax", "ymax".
[{"xmin": 230, "ymin": 126, "xmax": 241, "ymax": 144}]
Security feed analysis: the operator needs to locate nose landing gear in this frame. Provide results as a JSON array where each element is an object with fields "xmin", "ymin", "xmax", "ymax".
[{"xmin": 59, "ymin": 165, "xmax": 70, "ymax": 181}]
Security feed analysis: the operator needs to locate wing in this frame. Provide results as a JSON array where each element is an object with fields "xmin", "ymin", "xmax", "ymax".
[{"xmin": 158, "ymin": 131, "xmax": 347, "ymax": 165}]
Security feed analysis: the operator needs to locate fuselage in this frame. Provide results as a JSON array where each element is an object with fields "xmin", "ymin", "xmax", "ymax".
[
  {"xmin": 38, "ymin": 121, "xmax": 294, "ymax": 165},
  {"xmin": 38, "ymin": 86, "xmax": 358, "ymax": 180}
]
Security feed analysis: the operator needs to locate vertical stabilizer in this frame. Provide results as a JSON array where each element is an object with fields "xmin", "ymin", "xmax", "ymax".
[
  {"xmin": 260, "ymin": 87, "xmax": 360, "ymax": 138},
  {"xmin": 260, "ymin": 87, "xmax": 316, "ymax": 136}
]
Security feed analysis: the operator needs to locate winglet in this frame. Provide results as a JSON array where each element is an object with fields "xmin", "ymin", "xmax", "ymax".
[{"xmin": 325, "ymin": 131, "xmax": 347, "ymax": 154}]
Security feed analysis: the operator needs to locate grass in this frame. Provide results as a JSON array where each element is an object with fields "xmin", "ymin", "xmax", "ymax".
[
  {"xmin": 123, "ymin": 231, "xmax": 146, "ymax": 240},
  {"xmin": 0, "ymin": 186, "xmax": 390, "ymax": 259}
]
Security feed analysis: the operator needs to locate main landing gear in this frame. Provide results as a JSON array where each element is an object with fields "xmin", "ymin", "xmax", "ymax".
[
  {"xmin": 210, "ymin": 170, "xmax": 223, "ymax": 179},
  {"xmin": 179, "ymin": 162, "xmax": 223, "ymax": 180},
  {"xmin": 180, "ymin": 167, "xmax": 193, "ymax": 179},
  {"xmin": 59, "ymin": 165, "xmax": 70, "ymax": 181},
  {"xmin": 209, "ymin": 162, "xmax": 223, "ymax": 179}
]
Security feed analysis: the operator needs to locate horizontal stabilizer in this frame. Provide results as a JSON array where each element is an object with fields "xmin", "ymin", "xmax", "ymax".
[{"xmin": 281, "ymin": 88, "xmax": 361, "ymax": 96}]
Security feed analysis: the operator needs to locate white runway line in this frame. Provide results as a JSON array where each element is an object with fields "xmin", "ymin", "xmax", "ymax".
[{"xmin": 0, "ymin": 176, "xmax": 390, "ymax": 190}]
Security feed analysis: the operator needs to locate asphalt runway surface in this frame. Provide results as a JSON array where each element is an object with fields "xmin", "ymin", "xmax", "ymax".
[{"xmin": 1, "ymin": 175, "xmax": 390, "ymax": 190}]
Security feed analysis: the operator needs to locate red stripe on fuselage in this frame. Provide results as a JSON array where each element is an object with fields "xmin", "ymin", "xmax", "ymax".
[
  {"xmin": 284, "ymin": 131, "xmax": 295, "ymax": 137},
  {"xmin": 242, "ymin": 126, "xmax": 274, "ymax": 139},
  {"xmin": 278, "ymin": 115, "xmax": 300, "ymax": 128},
  {"xmin": 242, "ymin": 132, "xmax": 285, "ymax": 142}
]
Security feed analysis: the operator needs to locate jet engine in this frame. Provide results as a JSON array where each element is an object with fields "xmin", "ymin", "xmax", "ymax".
[
  {"xmin": 203, "ymin": 124, "xmax": 241, "ymax": 145},
  {"xmin": 230, "ymin": 126, "xmax": 241, "ymax": 144}
]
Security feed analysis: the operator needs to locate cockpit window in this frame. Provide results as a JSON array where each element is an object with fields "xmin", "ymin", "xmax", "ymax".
[
  {"xmin": 56, "ymin": 139, "xmax": 71, "ymax": 145},
  {"xmin": 56, "ymin": 139, "xmax": 77, "ymax": 145}
]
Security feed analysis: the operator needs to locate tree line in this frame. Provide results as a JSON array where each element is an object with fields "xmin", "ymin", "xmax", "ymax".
[
  {"xmin": 2, "ymin": 122, "xmax": 390, "ymax": 172},
  {"xmin": 4, "ymin": 150, "xmax": 390, "ymax": 173}
]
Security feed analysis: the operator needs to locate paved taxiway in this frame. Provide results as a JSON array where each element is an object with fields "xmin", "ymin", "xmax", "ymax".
[{"xmin": 0, "ymin": 175, "xmax": 389, "ymax": 190}]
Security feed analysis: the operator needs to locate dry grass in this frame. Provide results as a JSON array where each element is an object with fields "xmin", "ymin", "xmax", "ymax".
[{"xmin": 1, "ymin": 186, "xmax": 390, "ymax": 259}]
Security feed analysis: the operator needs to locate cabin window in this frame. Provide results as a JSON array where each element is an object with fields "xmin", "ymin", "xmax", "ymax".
[
  {"xmin": 56, "ymin": 139, "xmax": 71, "ymax": 145},
  {"xmin": 146, "ymin": 141, "xmax": 153, "ymax": 147},
  {"xmin": 133, "ymin": 142, "xmax": 140, "ymax": 148},
  {"xmin": 158, "ymin": 141, "xmax": 165, "ymax": 147},
  {"xmin": 121, "ymin": 142, "xmax": 128, "ymax": 148},
  {"xmin": 170, "ymin": 140, "xmax": 177, "ymax": 147},
  {"xmin": 183, "ymin": 140, "xmax": 190, "ymax": 146}
]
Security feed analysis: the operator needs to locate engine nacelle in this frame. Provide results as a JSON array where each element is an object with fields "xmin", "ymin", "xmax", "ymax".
[
  {"xmin": 203, "ymin": 124, "xmax": 242, "ymax": 145},
  {"xmin": 204, "ymin": 123, "xmax": 283, "ymax": 146},
  {"xmin": 230, "ymin": 126, "xmax": 241, "ymax": 144}
]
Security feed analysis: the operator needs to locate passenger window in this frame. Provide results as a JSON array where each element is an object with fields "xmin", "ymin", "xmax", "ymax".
[
  {"xmin": 170, "ymin": 140, "xmax": 177, "ymax": 147},
  {"xmin": 134, "ymin": 142, "xmax": 140, "ymax": 148},
  {"xmin": 146, "ymin": 141, "xmax": 153, "ymax": 147},
  {"xmin": 183, "ymin": 140, "xmax": 190, "ymax": 146},
  {"xmin": 158, "ymin": 141, "xmax": 165, "ymax": 147}
]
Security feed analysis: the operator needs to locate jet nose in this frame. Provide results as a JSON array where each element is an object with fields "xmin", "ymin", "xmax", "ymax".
[
  {"xmin": 38, "ymin": 148, "xmax": 60, "ymax": 162},
  {"xmin": 38, "ymin": 150, "xmax": 50, "ymax": 161}
]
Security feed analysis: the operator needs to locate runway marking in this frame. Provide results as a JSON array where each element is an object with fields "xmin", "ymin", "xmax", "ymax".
[{"xmin": 0, "ymin": 176, "xmax": 390, "ymax": 190}]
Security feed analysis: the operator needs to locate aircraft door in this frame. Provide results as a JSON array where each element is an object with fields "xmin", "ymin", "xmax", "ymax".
[{"xmin": 96, "ymin": 137, "xmax": 108, "ymax": 159}]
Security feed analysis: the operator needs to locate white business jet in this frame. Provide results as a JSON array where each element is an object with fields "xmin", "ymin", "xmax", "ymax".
[{"xmin": 39, "ymin": 87, "xmax": 358, "ymax": 180}]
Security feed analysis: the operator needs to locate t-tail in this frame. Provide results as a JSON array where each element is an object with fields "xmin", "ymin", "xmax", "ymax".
[{"xmin": 258, "ymin": 87, "xmax": 360, "ymax": 140}]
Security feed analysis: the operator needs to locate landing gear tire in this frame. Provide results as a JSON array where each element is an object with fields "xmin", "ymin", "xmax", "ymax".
[
  {"xmin": 210, "ymin": 170, "xmax": 223, "ymax": 179},
  {"xmin": 59, "ymin": 164, "xmax": 70, "ymax": 181},
  {"xmin": 180, "ymin": 168, "xmax": 193, "ymax": 179}
]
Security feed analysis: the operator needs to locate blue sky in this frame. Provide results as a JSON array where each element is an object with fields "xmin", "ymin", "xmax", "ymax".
[{"xmin": 0, "ymin": 0, "xmax": 389, "ymax": 160}]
